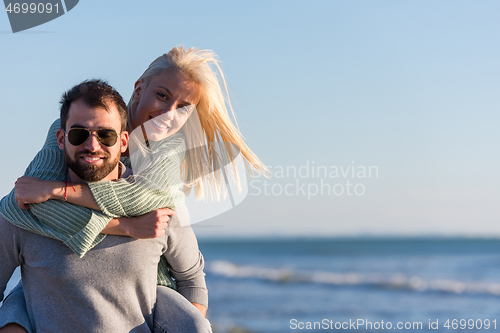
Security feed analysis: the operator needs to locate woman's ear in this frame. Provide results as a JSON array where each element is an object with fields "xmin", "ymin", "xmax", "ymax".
[
  {"xmin": 56, "ymin": 128, "xmax": 65, "ymax": 150},
  {"xmin": 133, "ymin": 80, "xmax": 144, "ymax": 103}
]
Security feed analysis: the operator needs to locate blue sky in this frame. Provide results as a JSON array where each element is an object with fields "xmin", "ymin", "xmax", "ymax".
[{"xmin": 1, "ymin": 0, "xmax": 499, "ymax": 238}]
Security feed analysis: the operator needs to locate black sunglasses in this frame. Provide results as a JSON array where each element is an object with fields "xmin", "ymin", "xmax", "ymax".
[{"xmin": 66, "ymin": 127, "xmax": 119, "ymax": 147}]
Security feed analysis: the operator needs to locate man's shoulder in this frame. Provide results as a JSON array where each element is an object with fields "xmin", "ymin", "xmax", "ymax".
[
  {"xmin": 0, "ymin": 213, "xmax": 58, "ymax": 244},
  {"xmin": 0, "ymin": 213, "xmax": 25, "ymax": 244},
  {"xmin": 0, "ymin": 213, "xmax": 19, "ymax": 232}
]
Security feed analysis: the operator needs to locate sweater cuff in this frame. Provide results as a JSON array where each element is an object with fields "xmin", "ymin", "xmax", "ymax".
[
  {"xmin": 88, "ymin": 180, "xmax": 126, "ymax": 217},
  {"xmin": 177, "ymin": 286, "xmax": 208, "ymax": 308},
  {"xmin": 63, "ymin": 212, "xmax": 111, "ymax": 257}
]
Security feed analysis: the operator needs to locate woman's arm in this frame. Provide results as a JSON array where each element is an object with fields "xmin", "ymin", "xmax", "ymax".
[
  {"xmin": 14, "ymin": 175, "xmax": 174, "ymax": 239},
  {"xmin": 101, "ymin": 208, "xmax": 173, "ymax": 238},
  {"xmin": 14, "ymin": 177, "xmax": 100, "ymax": 211}
]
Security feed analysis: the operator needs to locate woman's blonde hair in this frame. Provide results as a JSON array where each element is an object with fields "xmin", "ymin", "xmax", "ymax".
[{"xmin": 129, "ymin": 47, "xmax": 269, "ymax": 200}]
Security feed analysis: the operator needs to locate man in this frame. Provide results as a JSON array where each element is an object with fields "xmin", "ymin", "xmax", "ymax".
[{"xmin": 0, "ymin": 80, "xmax": 209, "ymax": 332}]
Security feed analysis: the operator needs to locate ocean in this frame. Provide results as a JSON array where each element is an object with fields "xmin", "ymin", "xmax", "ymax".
[
  {"xmin": 199, "ymin": 237, "xmax": 500, "ymax": 333},
  {"xmin": 4, "ymin": 237, "xmax": 500, "ymax": 332}
]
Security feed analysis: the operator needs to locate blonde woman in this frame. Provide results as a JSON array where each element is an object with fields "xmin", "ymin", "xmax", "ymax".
[{"xmin": 0, "ymin": 47, "xmax": 267, "ymax": 333}]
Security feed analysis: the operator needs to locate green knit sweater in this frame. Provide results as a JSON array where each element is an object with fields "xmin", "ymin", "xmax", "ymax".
[{"xmin": 0, "ymin": 119, "xmax": 187, "ymax": 289}]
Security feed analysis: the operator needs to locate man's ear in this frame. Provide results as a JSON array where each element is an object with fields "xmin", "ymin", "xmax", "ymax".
[
  {"xmin": 56, "ymin": 129, "xmax": 65, "ymax": 150},
  {"xmin": 133, "ymin": 80, "xmax": 143, "ymax": 103},
  {"xmin": 120, "ymin": 131, "xmax": 129, "ymax": 153}
]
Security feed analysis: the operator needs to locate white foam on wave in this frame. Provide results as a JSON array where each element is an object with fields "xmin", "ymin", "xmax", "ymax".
[{"xmin": 206, "ymin": 260, "xmax": 500, "ymax": 296}]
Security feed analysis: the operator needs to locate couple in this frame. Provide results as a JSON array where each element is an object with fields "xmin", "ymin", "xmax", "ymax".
[{"xmin": 0, "ymin": 47, "xmax": 267, "ymax": 332}]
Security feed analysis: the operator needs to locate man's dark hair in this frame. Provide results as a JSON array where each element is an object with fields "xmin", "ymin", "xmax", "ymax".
[{"xmin": 60, "ymin": 79, "xmax": 128, "ymax": 131}]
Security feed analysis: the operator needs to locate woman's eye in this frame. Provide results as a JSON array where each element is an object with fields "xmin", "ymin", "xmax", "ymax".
[{"xmin": 157, "ymin": 92, "xmax": 168, "ymax": 99}]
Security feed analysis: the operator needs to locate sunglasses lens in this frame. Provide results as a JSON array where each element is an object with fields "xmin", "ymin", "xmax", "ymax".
[
  {"xmin": 67, "ymin": 128, "xmax": 118, "ymax": 147},
  {"xmin": 67, "ymin": 128, "xmax": 90, "ymax": 146},
  {"xmin": 96, "ymin": 130, "xmax": 118, "ymax": 147}
]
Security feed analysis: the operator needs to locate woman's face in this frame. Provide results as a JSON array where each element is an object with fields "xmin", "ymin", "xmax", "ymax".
[{"xmin": 129, "ymin": 67, "xmax": 201, "ymax": 141}]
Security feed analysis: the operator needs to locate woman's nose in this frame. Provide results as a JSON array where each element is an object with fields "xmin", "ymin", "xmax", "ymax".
[{"xmin": 161, "ymin": 104, "xmax": 176, "ymax": 120}]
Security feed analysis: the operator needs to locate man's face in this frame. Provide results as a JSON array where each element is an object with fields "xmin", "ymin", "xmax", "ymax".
[{"xmin": 57, "ymin": 99, "xmax": 128, "ymax": 182}]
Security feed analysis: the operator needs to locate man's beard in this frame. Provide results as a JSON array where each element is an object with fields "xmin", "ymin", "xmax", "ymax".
[{"xmin": 65, "ymin": 148, "xmax": 120, "ymax": 182}]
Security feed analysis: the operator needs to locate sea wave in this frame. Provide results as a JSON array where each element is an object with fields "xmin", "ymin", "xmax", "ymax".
[{"xmin": 206, "ymin": 260, "xmax": 500, "ymax": 296}]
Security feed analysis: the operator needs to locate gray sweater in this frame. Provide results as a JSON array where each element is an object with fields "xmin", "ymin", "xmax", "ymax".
[{"xmin": 0, "ymin": 210, "xmax": 207, "ymax": 332}]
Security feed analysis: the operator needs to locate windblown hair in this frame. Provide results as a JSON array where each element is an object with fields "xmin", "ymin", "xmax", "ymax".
[
  {"xmin": 61, "ymin": 79, "xmax": 128, "ymax": 131},
  {"xmin": 129, "ymin": 47, "xmax": 269, "ymax": 200}
]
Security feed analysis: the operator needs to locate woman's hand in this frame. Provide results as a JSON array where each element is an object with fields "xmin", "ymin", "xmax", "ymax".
[
  {"xmin": 102, "ymin": 208, "xmax": 176, "ymax": 238},
  {"xmin": 14, "ymin": 176, "xmax": 64, "ymax": 209}
]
